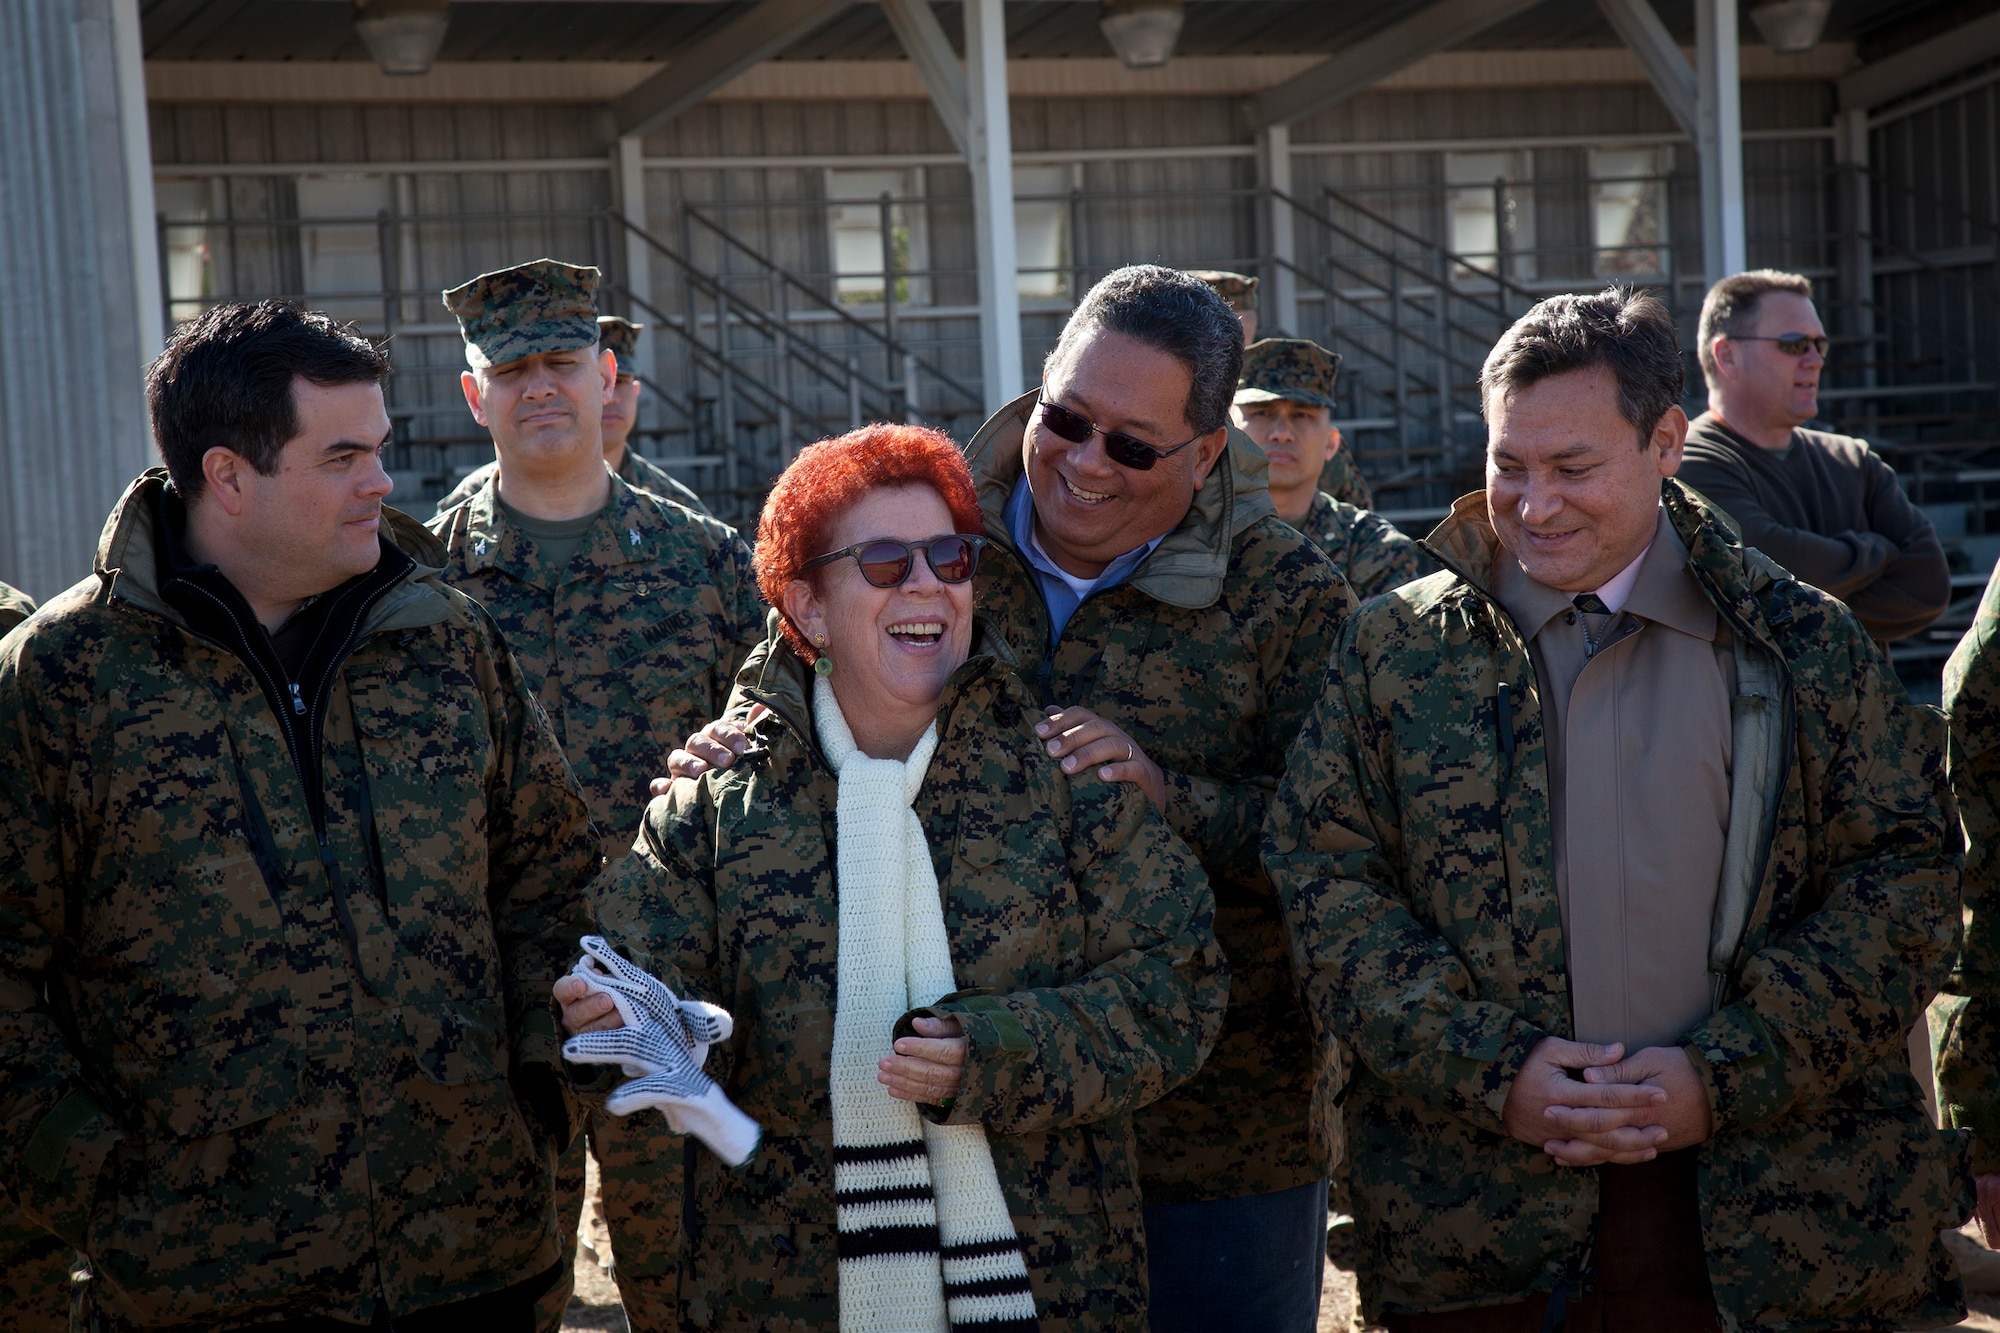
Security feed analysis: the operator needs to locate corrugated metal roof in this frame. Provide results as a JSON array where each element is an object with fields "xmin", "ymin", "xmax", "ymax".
[{"xmin": 140, "ymin": 0, "xmax": 1971, "ymax": 66}]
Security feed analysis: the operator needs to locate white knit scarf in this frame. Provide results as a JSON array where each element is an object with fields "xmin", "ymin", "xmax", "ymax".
[{"xmin": 815, "ymin": 677, "xmax": 1038, "ymax": 1333}]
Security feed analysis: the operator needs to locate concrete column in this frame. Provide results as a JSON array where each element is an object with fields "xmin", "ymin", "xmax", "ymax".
[
  {"xmin": 0, "ymin": 0, "xmax": 160, "ymax": 599},
  {"xmin": 1695, "ymin": 0, "xmax": 1747, "ymax": 282},
  {"xmin": 964, "ymin": 0, "xmax": 1022, "ymax": 414},
  {"xmin": 1256, "ymin": 123, "xmax": 1298, "ymax": 337},
  {"xmin": 1834, "ymin": 107, "xmax": 1875, "ymax": 389},
  {"xmin": 614, "ymin": 134, "xmax": 660, "ymax": 393}
]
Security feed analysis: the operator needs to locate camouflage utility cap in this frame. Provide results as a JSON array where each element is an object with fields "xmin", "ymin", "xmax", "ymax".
[
  {"xmin": 444, "ymin": 259, "xmax": 601, "ymax": 369},
  {"xmin": 1189, "ymin": 270, "xmax": 1259, "ymax": 312},
  {"xmin": 1237, "ymin": 337, "xmax": 1342, "ymax": 409},
  {"xmin": 598, "ymin": 315, "xmax": 644, "ymax": 377}
]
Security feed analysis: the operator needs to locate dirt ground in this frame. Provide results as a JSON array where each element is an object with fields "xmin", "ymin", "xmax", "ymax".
[{"xmin": 559, "ymin": 1199, "xmax": 2000, "ymax": 1333}]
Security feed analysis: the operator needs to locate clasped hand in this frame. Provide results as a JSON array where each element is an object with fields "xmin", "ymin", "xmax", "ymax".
[
  {"xmin": 1499, "ymin": 1037, "xmax": 1714, "ymax": 1167},
  {"xmin": 555, "ymin": 981, "xmax": 968, "ymax": 1106}
]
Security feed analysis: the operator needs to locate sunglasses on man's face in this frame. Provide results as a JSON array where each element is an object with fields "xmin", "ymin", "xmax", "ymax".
[
  {"xmin": 1731, "ymin": 333, "xmax": 1829, "ymax": 358},
  {"xmin": 1036, "ymin": 396, "xmax": 1200, "ymax": 472},
  {"xmin": 801, "ymin": 535, "xmax": 988, "ymax": 589}
]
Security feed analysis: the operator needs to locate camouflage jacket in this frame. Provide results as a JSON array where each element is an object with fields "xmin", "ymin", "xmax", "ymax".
[
  {"xmin": 1293, "ymin": 490, "xmax": 1427, "ymax": 602},
  {"xmin": 594, "ymin": 619, "xmax": 1228, "ymax": 1333},
  {"xmin": 1318, "ymin": 446, "xmax": 1372, "ymax": 510},
  {"xmin": 436, "ymin": 450, "xmax": 707, "ymax": 517},
  {"xmin": 428, "ymin": 472, "xmax": 763, "ymax": 861},
  {"xmin": 1264, "ymin": 479, "xmax": 1970, "ymax": 1328},
  {"xmin": 0, "ymin": 582, "xmax": 34, "ymax": 636},
  {"xmin": 0, "ymin": 471, "xmax": 600, "ymax": 1329},
  {"xmin": 1939, "ymin": 563, "xmax": 2000, "ymax": 1172},
  {"xmin": 959, "ymin": 390, "xmax": 1353, "ymax": 1203}
]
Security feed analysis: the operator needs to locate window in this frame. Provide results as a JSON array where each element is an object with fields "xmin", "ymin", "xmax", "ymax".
[
  {"xmin": 1444, "ymin": 151, "xmax": 1535, "ymax": 283},
  {"xmin": 296, "ymin": 175, "xmax": 390, "ymax": 327},
  {"xmin": 1013, "ymin": 165, "xmax": 1072, "ymax": 301},
  {"xmin": 826, "ymin": 168, "xmax": 929, "ymax": 306},
  {"xmin": 1590, "ymin": 147, "xmax": 1669, "ymax": 277},
  {"xmin": 155, "ymin": 178, "xmax": 215, "ymax": 325}
]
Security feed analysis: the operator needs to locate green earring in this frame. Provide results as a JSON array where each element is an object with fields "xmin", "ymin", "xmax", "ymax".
[{"xmin": 814, "ymin": 636, "xmax": 833, "ymax": 677}]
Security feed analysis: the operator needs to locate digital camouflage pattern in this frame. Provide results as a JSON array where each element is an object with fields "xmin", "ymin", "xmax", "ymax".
[
  {"xmin": 1293, "ymin": 490, "xmax": 1427, "ymax": 602},
  {"xmin": 0, "ymin": 580, "xmax": 34, "ymax": 635},
  {"xmin": 593, "ymin": 617, "xmax": 1228, "ymax": 1332},
  {"xmin": 444, "ymin": 258, "xmax": 602, "ymax": 370},
  {"xmin": 436, "ymin": 450, "xmax": 708, "ymax": 518},
  {"xmin": 428, "ymin": 470, "xmax": 763, "ymax": 1330},
  {"xmin": 1236, "ymin": 337, "xmax": 1342, "ymax": 409},
  {"xmin": 959, "ymin": 390, "xmax": 1352, "ymax": 1204},
  {"xmin": 1938, "ymin": 561, "xmax": 2000, "ymax": 1173},
  {"xmin": 599, "ymin": 315, "xmax": 643, "ymax": 376},
  {"xmin": 1264, "ymin": 479, "xmax": 1971, "ymax": 1328},
  {"xmin": 0, "ymin": 471, "xmax": 600, "ymax": 1329},
  {"xmin": 1318, "ymin": 447, "xmax": 1372, "ymax": 510},
  {"xmin": 1189, "ymin": 269, "xmax": 1258, "ymax": 312}
]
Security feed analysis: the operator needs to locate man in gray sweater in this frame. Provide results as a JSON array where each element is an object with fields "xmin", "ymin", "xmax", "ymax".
[{"xmin": 1679, "ymin": 269, "xmax": 1949, "ymax": 647}]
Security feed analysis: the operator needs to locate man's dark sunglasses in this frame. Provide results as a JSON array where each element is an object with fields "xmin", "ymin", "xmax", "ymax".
[
  {"xmin": 1036, "ymin": 396, "xmax": 1199, "ymax": 472},
  {"xmin": 1731, "ymin": 333, "xmax": 1829, "ymax": 357},
  {"xmin": 801, "ymin": 535, "xmax": 988, "ymax": 588}
]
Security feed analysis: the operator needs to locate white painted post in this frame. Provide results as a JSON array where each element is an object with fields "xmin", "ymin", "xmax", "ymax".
[
  {"xmin": 964, "ymin": 0, "xmax": 1022, "ymax": 414},
  {"xmin": 1695, "ymin": 0, "xmax": 1747, "ymax": 282},
  {"xmin": 113, "ymin": 0, "xmax": 163, "ymax": 363},
  {"xmin": 615, "ymin": 134, "xmax": 659, "ymax": 394},
  {"xmin": 1256, "ymin": 123, "xmax": 1298, "ymax": 336}
]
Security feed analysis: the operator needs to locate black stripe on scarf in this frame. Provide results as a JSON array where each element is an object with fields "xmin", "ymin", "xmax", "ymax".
[
  {"xmin": 833, "ymin": 1140, "xmax": 930, "ymax": 1165},
  {"xmin": 836, "ymin": 1224, "xmax": 943, "ymax": 1259},
  {"xmin": 837, "ymin": 1184, "xmax": 937, "ymax": 1207},
  {"xmin": 944, "ymin": 1275, "xmax": 1036, "ymax": 1298},
  {"xmin": 950, "ymin": 1319, "xmax": 1039, "ymax": 1333},
  {"xmin": 940, "ymin": 1238, "xmax": 1027, "ymax": 1261}
]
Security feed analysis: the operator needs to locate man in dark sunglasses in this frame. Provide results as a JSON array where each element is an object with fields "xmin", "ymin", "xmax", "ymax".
[{"xmin": 1681, "ymin": 268, "xmax": 1948, "ymax": 648}]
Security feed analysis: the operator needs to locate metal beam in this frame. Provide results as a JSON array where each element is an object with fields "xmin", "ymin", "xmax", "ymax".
[
  {"xmin": 613, "ymin": 0, "xmax": 856, "ymax": 139},
  {"xmin": 1840, "ymin": 10, "xmax": 2000, "ymax": 113},
  {"xmin": 1592, "ymin": 0, "xmax": 1697, "ymax": 140},
  {"xmin": 879, "ymin": 0, "xmax": 969, "ymax": 158},
  {"xmin": 1695, "ymin": 0, "xmax": 1746, "ymax": 281},
  {"xmin": 1249, "ymin": 0, "xmax": 1546, "ymax": 130},
  {"xmin": 964, "ymin": 0, "xmax": 1021, "ymax": 412},
  {"xmin": 1256, "ymin": 124, "xmax": 1296, "ymax": 336},
  {"xmin": 614, "ymin": 135, "xmax": 660, "ymax": 399}
]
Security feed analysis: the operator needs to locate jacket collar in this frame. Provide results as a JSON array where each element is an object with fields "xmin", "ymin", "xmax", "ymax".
[
  {"xmin": 441, "ymin": 467, "xmax": 665, "ymax": 587},
  {"xmin": 1423, "ymin": 477, "xmax": 1786, "ymax": 652},
  {"xmin": 1491, "ymin": 508, "xmax": 1716, "ymax": 646},
  {"xmin": 962, "ymin": 388, "xmax": 1276, "ymax": 611},
  {"xmin": 96, "ymin": 469, "xmax": 451, "ymax": 637}
]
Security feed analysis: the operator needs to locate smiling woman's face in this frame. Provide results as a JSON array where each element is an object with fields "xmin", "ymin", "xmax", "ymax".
[{"xmin": 783, "ymin": 483, "xmax": 976, "ymax": 742}]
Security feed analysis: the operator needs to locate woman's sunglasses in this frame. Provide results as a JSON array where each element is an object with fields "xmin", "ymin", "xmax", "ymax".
[
  {"xmin": 1730, "ymin": 333, "xmax": 1830, "ymax": 357},
  {"xmin": 1036, "ymin": 396, "xmax": 1199, "ymax": 472},
  {"xmin": 801, "ymin": 535, "xmax": 988, "ymax": 589}
]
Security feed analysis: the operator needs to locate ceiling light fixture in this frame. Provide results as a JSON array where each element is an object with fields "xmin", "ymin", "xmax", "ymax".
[
  {"xmin": 1749, "ymin": 0, "xmax": 1832, "ymax": 55},
  {"xmin": 1099, "ymin": 0, "xmax": 1184, "ymax": 71},
  {"xmin": 354, "ymin": 0, "xmax": 452, "ymax": 77}
]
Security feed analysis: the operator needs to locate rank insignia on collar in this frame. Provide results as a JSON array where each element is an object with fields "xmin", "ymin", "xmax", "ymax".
[
  {"xmin": 474, "ymin": 538, "xmax": 488, "ymax": 556},
  {"xmin": 629, "ymin": 528, "xmax": 641, "ymax": 548}
]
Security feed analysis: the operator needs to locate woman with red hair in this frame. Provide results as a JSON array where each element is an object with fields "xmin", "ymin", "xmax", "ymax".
[{"xmin": 556, "ymin": 423, "xmax": 1226, "ymax": 1333}]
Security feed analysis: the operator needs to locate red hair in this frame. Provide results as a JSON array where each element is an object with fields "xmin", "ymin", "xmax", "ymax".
[{"xmin": 754, "ymin": 423, "xmax": 986, "ymax": 663}]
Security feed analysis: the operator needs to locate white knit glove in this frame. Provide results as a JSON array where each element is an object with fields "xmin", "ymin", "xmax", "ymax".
[{"xmin": 561, "ymin": 937, "xmax": 761, "ymax": 1166}]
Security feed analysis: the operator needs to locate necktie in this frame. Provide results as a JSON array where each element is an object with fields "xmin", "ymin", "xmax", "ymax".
[{"xmin": 1573, "ymin": 592, "xmax": 1613, "ymax": 658}]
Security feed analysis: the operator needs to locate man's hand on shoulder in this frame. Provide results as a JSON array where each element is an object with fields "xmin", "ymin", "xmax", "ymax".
[
  {"xmin": 1501, "ymin": 1037, "xmax": 1670, "ymax": 1167},
  {"xmin": 652, "ymin": 704, "xmax": 770, "ymax": 793}
]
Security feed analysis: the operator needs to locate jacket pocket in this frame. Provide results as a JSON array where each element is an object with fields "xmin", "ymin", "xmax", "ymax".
[
  {"xmin": 402, "ymin": 1002, "xmax": 509, "ymax": 1085},
  {"xmin": 116, "ymin": 1034, "xmax": 304, "ymax": 1140}
]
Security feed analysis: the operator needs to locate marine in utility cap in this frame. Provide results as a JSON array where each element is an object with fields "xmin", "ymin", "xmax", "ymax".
[
  {"xmin": 443, "ymin": 257, "xmax": 602, "ymax": 369},
  {"xmin": 1232, "ymin": 337, "xmax": 1423, "ymax": 600},
  {"xmin": 1190, "ymin": 269, "xmax": 1261, "ymax": 345},
  {"xmin": 431, "ymin": 260, "xmax": 764, "ymax": 1332}
]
